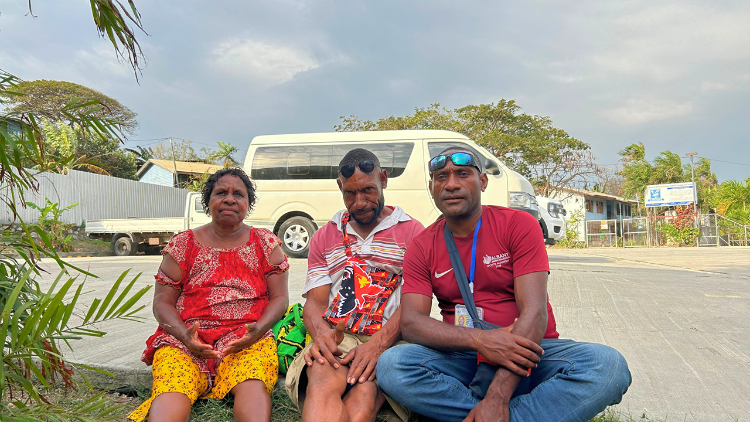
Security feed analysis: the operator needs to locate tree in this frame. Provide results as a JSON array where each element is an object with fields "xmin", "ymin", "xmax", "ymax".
[
  {"xmin": 618, "ymin": 143, "xmax": 718, "ymax": 210},
  {"xmin": 2, "ymin": 70, "xmax": 150, "ymax": 421},
  {"xmin": 591, "ymin": 166, "xmax": 626, "ymax": 197},
  {"xmin": 152, "ymin": 138, "xmax": 202, "ymax": 162},
  {"xmin": 714, "ymin": 179, "xmax": 750, "ymax": 223},
  {"xmin": 2, "ymin": 80, "xmax": 141, "ymax": 179},
  {"xmin": 336, "ymin": 101, "xmax": 601, "ymax": 197},
  {"xmin": 2, "ymin": 80, "xmax": 139, "ymax": 135},
  {"xmin": 208, "ymin": 141, "xmax": 239, "ymax": 167},
  {"xmin": 126, "ymin": 145, "xmax": 155, "ymax": 167},
  {"xmin": 0, "ymin": 2, "xmax": 151, "ymax": 419}
]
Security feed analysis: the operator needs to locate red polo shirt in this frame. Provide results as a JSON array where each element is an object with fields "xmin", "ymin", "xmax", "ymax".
[{"xmin": 402, "ymin": 205, "xmax": 559, "ymax": 339}]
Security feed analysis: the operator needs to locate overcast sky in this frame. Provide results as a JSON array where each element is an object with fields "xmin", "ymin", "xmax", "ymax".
[{"xmin": 2, "ymin": 0, "xmax": 748, "ymax": 181}]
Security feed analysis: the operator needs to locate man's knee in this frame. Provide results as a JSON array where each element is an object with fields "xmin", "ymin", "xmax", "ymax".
[
  {"xmin": 375, "ymin": 344, "xmax": 412, "ymax": 392},
  {"xmin": 597, "ymin": 345, "xmax": 631, "ymax": 397},
  {"xmin": 305, "ymin": 363, "xmax": 346, "ymax": 395},
  {"xmin": 580, "ymin": 343, "xmax": 632, "ymax": 400},
  {"xmin": 344, "ymin": 383, "xmax": 384, "ymax": 420}
]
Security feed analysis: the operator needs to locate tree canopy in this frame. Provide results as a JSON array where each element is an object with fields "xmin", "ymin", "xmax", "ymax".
[
  {"xmin": 618, "ymin": 143, "xmax": 718, "ymax": 210},
  {"xmin": 2, "ymin": 80, "xmax": 141, "ymax": 179},
  {"xmin": 336, "ymin": 101, "xmax": 608, "ymax": 197},
  {"xmin": 2, "ymin": 80, "xmax": 139, "ymax": 135}
]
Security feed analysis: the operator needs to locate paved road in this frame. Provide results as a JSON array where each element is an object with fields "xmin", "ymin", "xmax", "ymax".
[{"xmin": 37, "ymin": 247, "xmax": 750, "ymax": 422}]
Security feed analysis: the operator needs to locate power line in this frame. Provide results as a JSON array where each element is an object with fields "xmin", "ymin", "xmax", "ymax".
[
  {"xmin": 126, "ymin": 137, "xmax": 169, "ymax": 142},
  {"xmin": 699, "ymin": 157, "xmax": 750, "ymax": 168}
]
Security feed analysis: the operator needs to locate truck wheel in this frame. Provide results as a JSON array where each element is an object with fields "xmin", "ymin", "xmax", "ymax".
[
  {"xmin": 112, "ymin": 236, "xmax": 137, "ymax": 256},
  {"xmin": 279, "ymin": 217, "xmax": 315, "ymax": 259}
]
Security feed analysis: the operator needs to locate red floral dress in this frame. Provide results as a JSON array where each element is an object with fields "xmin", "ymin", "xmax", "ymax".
[{"xmin": 141, "ymin": 228, "xmax": 289, "ymax": 375}]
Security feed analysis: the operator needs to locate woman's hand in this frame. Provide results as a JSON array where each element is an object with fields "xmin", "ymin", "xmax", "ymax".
[
  {"xmin": 183, "ymin": 321, "xmax": 222, "ymax": 359},
  {"xmin": 221, "ymin": 323, "xmax": 264, "ymax": 356}
]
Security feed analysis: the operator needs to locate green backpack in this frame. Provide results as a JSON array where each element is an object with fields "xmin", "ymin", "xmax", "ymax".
[{"xmin": 271, "ymin": 303, "xmax": 310, "ymax": 374}]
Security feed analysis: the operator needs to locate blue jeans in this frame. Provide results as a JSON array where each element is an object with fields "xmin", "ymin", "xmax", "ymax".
[{"xmin": 377, "ymin": 339, "xmax": 631, "ymax": 422}]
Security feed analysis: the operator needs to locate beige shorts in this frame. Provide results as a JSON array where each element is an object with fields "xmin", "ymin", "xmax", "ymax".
[{"xmin": 285, "ymin": 332, "xmax": 409, "ymax": 422}]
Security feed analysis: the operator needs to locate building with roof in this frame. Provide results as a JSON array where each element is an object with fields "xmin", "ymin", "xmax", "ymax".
[
  {"xmin": 136, "ymin": 159, "xmax": 223, "ymax": 187},
  {"xmin": 1, "ymin": 117, "xmax": 24, "ymax": 137},
  {"xmin": 550, "ymin": 187, "xmax": 639, "ymax": 241}
]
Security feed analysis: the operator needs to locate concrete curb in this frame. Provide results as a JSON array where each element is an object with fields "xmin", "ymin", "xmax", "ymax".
[
  {"xmin": 72, "ymin": 362, "xmax": 290, "ymax": 393},
  {"xmin": 57, "ymin": 252, "xmax": 113, "ymax": 258},
  {"xmin": 73, "ymin": 363, "xmax": 152, "ymax": 390}
]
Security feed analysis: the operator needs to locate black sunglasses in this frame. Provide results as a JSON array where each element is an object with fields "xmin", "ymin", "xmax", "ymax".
[
  {"xmin": 339, "ymin": 160, "xmax": 376, "ymax": 178},
  {"xmin": 428, "ymin": 152, "xmax": 482, "ymax": 174}
]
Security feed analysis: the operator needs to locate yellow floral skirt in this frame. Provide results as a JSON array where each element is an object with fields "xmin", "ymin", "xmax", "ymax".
[{"xmin": 128, "ymin": 336, "xmax": 278, "ymax": 421}]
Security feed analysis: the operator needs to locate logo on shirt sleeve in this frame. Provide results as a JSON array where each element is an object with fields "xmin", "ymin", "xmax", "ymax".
[{"xmin": 483, "ymin": 253, "xmax": 510, "ymax": 269}]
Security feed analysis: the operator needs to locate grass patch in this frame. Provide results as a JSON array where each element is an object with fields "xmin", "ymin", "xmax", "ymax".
[
  {"xmin": 12, "ymin": 385, "xmax": 706, "ymax": 422},
  {"xmin": 71, "ymin": 238, "xmax": 111, "ymax": 254}
]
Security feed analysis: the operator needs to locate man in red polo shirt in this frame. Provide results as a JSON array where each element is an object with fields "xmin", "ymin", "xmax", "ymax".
[{"xmin": 377, "ymin": 147, "xmax": 631, "ymax": 422}]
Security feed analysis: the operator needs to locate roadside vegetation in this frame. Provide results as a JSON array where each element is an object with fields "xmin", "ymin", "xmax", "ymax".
[{"xmin": 1, "ymin": 69, "xmax": 152, "ymax": 420}]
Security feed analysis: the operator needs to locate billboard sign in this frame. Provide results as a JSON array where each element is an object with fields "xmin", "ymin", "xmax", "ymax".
[{"xmin": 644, "ymin": 182, "xmax": 696, "ymax": 207}]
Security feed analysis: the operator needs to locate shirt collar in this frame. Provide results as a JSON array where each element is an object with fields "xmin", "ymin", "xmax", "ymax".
[{"xmin": 331, "ymin": 206, "xmax": 411, "ymax": 238}]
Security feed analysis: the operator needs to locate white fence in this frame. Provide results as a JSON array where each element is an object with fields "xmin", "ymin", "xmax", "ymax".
[
  {"xmin": 1, "ymin": 169, "xmax": 190, "ymax": 225},
  {"xmin": 584, "ymin": 214, "xmax": 749, "ymax": 248}
]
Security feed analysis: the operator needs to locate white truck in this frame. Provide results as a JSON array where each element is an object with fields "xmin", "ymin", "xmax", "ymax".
[
  {"xmin": 536, "ymin": 196, "xmax": 567, "ymax": 245},
  {"xmin": 85, "ymin": 192, "xmax": 211, "ymax": 256}
]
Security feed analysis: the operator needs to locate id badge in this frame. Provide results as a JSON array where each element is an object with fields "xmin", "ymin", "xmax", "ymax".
[{"xmin": 455, "ymin": 305, "xmax": 484, "ymax": 328}]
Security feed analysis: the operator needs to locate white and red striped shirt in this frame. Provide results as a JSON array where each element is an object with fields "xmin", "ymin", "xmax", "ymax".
[{"xmin": 303, "ymin": 206, "xmax": 424, "ymax": 324}]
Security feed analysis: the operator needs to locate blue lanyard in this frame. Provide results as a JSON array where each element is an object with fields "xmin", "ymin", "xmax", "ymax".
[{"xmin": 469, "ymin": 217, "xmax": 481, "ymax": 294}]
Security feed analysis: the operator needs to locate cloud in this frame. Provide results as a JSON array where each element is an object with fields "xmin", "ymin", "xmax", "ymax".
[
  {"xmin": 601, "ymin": 98, "xmax": 694, "ymax": 125},
  {"xmin": 74, "ymin": 44, "xmax": 133, "ymax": 79},
  {"xmin": 588, "ymin": 2, "xmax": 750, "ymax": 82},
  {"xmin": 211, "ymin": 38, "xmax": 319, "ymax": 88}
]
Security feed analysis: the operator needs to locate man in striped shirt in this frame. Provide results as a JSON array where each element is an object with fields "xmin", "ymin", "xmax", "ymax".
[{"xmin": 285, "ymin": 148, "xmax": 423, "ymax": 422}]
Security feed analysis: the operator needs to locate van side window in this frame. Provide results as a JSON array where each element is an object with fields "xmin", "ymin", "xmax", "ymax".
[
  {"xmin": 251, "ymin": 146, "xmax": 332, "ymax": 179},
  {"xmin": 287, "ymin": 152, "xmax": 310, "ymax": 175},
  {"xmin": 252, "ymin": 143, "xmax": 414, "ymax": 180},
  {"xmin": 331, "ymin": 143, "xmax": 414, "ymax": 178}
]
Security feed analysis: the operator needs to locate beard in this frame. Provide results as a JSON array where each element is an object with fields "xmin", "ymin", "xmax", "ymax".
[{"xmin": 350, "ymin": 194, "xmax": 385, "ymax": 226}]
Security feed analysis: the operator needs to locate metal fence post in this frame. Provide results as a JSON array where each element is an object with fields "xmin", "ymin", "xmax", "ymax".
[
  {"xmin": 585, "ymin": 220, "xmax": 589, "ymax": 248},
  {"xmin": 715, "ymin": 214, "xmax": 719, "ymax": 247}
]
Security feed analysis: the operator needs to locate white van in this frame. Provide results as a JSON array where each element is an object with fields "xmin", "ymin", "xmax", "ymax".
[{"xmin": 243, "ymin": 130, "xmax": 539, "ymax": 258}]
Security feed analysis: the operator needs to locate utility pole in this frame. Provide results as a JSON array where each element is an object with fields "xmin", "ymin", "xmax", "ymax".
[
  {"xmin": 686, "ymin": 152, "xmax": 699, "ymax": 245},
  {"xmin": 169, "ymin": 137, "xmax": 179, "ymax": 188}
]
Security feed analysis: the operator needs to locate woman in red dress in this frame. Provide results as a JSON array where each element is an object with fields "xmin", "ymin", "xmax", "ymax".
[{"xmin": 129, "ymin": 168, "xmax": 289, "ymax": 422}]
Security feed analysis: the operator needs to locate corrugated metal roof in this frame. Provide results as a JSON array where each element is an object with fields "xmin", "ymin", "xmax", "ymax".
[
  {"xmin": 557, "ymin": 186, "xmax": 638, "ymax": 203},
  {"xmin": 137, "ymin": 159, "xmax": 223, "ymax": 177}
]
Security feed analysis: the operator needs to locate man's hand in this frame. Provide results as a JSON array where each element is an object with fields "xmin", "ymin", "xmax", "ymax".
[
  {"xmin": 304, "ymin": 319, "xmax": 346, "ymax": 369},
  {"xmin": 182, "ymin": 321, "xmax": 222, "ymax": 359},
  {"xmin": 339, "ymin": 337, "xmax": 385, "ymax": 385},
  {"xmin": 477, "ymin": 325, "xmax": 543, "ymax": 377},
  {"xmin": 462, "ymin": 396, "xmax": 509, "ymax": 422},
  {"xmin": 221, "ymin": 323, "xmax": 263, "ymax": 356}
]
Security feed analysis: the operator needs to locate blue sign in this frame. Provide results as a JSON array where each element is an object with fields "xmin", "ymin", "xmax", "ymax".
[{"xmin": 644, "ymin": 183, "xmax": 696, "ymax": 207}]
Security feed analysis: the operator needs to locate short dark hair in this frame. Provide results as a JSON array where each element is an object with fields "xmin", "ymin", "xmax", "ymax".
[
  {"xmin": 338, "ymin": 148, "xmax": 380, "ymax": 172},
  {"xmin": 201, "ymin": 167, "xmax": 257, "ymax": 213}
]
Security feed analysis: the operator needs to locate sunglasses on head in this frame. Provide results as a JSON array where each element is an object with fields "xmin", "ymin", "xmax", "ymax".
[
  {"xmin": 339, "ymin": 160, "xmax": 376, "ymax": 178},
  {"xmin": 428, "ymin": 152, "xmax": 482, "ymax": 174}
]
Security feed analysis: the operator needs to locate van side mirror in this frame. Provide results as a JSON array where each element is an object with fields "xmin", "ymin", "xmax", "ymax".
[{"xmin": 484, "ymin": 159, "xmax": 501, "ymax": 176}]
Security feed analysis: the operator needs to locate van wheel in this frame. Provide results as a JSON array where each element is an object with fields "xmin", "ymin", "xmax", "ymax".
[
  {"xmin": 112, "ymin": 236, "xmax": 137, "ymax": 256},
  {"xmin": 279, "ymin": 217, "xmax": 315, "ymax": 259}
]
